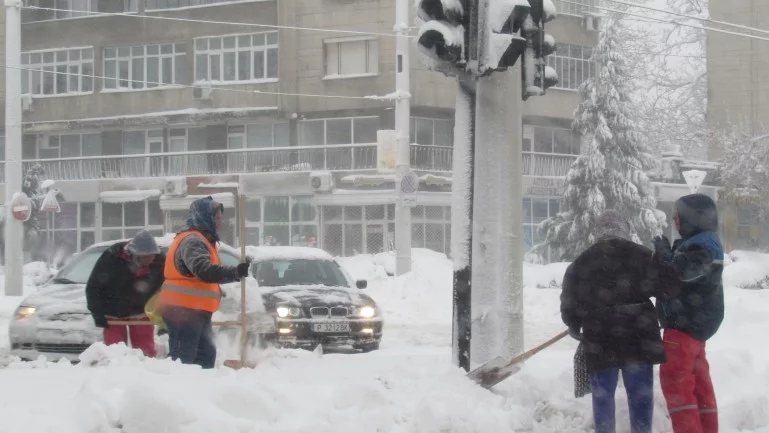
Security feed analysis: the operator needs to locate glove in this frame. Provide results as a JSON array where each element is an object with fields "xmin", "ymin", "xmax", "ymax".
[
  {"xmin": 653, "ymin": 235, "xmax": 673, "ymax": 261},
  {"xmin": 156, "ymin": 328, "xmax": 168, "ymax": 336},
  {"xmin": 93, "ymin": 315, "xmax": 108, "ymax": 329},
  {"xmin": 236, "ymin": 261, "xmax": 251, "ymax": 279},
  {"xmin": 569, "ymin": 327, "xmax": 583, "ymax": 341}
]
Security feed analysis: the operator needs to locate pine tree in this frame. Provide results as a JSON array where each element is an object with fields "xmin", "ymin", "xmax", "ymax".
[{"xmin": 532, "ymin": 17, "xmax": 667, "ymax": 261}]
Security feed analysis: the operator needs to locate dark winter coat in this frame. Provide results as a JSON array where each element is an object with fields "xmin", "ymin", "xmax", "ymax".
[
  {"xmin": 85, "ymin": 242, "xmax": 166, "ymax": 321},
  {"xmin": 655, "ymin": 194, "xmax": 725, "ymax": 342},
  {"xmin": 173, "ymin": 196, "xmax": 240, "ymax": 284},
  {"xmin": 561, "ymin": 237, "xmax": 677, "ymax": 373}
]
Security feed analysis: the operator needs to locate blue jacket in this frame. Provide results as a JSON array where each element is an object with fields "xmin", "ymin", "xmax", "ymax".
[{"xmin": 656, "ymin": 194, "xmax": 725, "ymax": 342}]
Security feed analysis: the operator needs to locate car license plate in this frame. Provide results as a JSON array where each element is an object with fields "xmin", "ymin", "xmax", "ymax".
[{"xmin": 312, "ymin": 322, "xmax": 350, "ymax": 333}]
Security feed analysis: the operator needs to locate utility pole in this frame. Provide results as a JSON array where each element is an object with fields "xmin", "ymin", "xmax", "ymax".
[
  {"xmin": 394, "ymin": 0, "xmax": 412, "ymax": 276},
  {"xmin": 5, "ymin": 0, "xmax": 24, "ymax": 296}
]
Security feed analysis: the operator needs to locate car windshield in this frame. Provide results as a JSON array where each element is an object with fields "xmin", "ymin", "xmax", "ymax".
[
  {"xmin": 253, "ymin": 259, "xmax": 350, "ymax": 288},
  {"xmin": 51, "ymin": 247, "xmax": 107, "ymax": 284}
]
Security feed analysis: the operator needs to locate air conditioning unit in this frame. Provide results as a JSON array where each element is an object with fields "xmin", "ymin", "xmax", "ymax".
[
  {"xmin": 21, "ymin": 94, "xmax": 33, "ymax": 112},
  {"xmin": 309, "ymin": 171, "xmax": 333, "ymax": 192},
  {"xmin": 583, "ymin": 14, "xmax": 601, "ymax": 32},
  {"xmin": 193, "ymin": 85, "xmax": 214, "ymax": 101},
  {"xmin": 164, "ymin": 178, "xmax": 187, "ymax": 196}
]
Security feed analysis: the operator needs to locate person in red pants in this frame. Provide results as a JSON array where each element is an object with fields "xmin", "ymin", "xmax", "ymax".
[
  {"xmin": 653, "ymin": 194, "xmax": 725, "ymax": 433},
  {"xmin": 86, "ymin": 230, "xmax": 165, "ymax": 357}
]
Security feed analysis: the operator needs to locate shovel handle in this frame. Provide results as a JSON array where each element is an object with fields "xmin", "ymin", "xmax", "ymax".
[{"xmin": 509, "ymin": 329, "xmax": 570, "ymax": 365}]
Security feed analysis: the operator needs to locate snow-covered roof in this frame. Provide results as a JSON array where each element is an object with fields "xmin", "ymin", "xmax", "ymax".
[
  {"xmin": 246, "ymin": 246, "xmax": 334, "ymax": 262},
  {"xmin": 198, "ymin": 182, "xmax": 240, "ymax": 189}
]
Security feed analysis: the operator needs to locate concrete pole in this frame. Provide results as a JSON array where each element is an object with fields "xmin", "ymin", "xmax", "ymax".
[
  {"xmin": 470, "ymin": 68, "xmax": 524, "ymax": 367},
  {"xmin": 4, "ymin": 0, "xmax": 24, "ymax": 296},
  {"xmin": 394, "ymin": 0, "xmax": 412, "ymax": 275}
]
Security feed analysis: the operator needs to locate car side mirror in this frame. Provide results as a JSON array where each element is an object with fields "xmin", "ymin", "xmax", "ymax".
[{"xmin": 356, "ymin": 280, "xmax": 367, "ymax": 289}]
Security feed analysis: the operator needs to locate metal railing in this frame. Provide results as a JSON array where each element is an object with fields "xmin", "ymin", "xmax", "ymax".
[
  {"xmin": 411, "ymin": 145, "xmax": 453, "ymax": 172},
  {"xmin": 14, "ymin": 145, "xmax": 377, "ymax": 181},
  {"xmin": 523, "ymin": 152, "xmax": 578, "ymax": 177},
  {"xmin": 0, "ymin": 148, "xmax": 577, "ymax": 182}
]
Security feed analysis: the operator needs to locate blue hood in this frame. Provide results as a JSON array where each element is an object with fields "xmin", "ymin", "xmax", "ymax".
[{"xmin": 184, "ymin": 196, "xmax": 224, "ymax": 243}]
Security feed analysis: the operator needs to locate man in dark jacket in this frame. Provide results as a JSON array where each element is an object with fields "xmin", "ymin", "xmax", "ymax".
[
  {"xmin": 653, "ymin": 193, "xmax": 724, "ymax": 433},
  {"xmin": 85, "ymin": 230, "xmax": 164, "ymax": 357},
  {"xmin": 157, "ymin": 197, "xmax": 249, "ymax": 368},
  {"xmin": 562, "ymin": 210, "xmax": 676, "ymax": 433}
]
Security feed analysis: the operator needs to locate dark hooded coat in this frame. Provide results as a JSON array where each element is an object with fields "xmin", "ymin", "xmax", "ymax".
[
  {"xmin": 85, "ymin": 235, "xmax": 165, "ymax": 322},
  {"xmin": 172, "ymin": 196, "xmax": 240, "ymax": 284},
  {"xmin": 655, "ymin": 194, "xmax": 725, "ymax": 342},
  {"xmin": 561, "ymin": 210, "xmax": 677, "ymax": 373}
]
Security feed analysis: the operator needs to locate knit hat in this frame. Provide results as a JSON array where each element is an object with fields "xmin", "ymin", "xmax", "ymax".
[
  {"xmin": 594, "ymin": 209, "xmax": 632, "ymax": 241},
  {"xmin": 125, "ymin": 229, "xmax": 161, "ymax": 256}
]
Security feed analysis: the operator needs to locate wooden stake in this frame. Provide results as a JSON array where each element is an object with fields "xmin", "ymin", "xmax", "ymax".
[{"xmin": 238, "ymin": 193, "xmax": 248, "ymax": 367}]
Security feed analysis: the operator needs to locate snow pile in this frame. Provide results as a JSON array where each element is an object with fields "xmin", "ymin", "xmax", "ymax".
[
  {"xmin": 523, "ymin": 262, "xmax": 570, "ymax": 289},
  {"xmin": 723, "ymin": 250, "xmax": 769, "ymax": 289}
]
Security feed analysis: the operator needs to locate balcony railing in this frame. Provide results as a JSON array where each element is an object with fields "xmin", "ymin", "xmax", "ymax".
[
  {"xmin": 0, "ymin": 148, "xmax": 577, "ymax": 183},
  {"xmin": 523, "ymin": 152, "xmax": 578, "ymax": 177}
]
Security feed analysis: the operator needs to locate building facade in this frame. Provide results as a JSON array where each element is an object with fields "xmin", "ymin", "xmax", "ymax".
[{"xmin": 0, "ymin": 0, "xmax": 605, "ymax": 262}]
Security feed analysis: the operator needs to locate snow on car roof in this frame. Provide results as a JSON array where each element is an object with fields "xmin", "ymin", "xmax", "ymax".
[
  {"xmin": 87, "ymin": 234, "xmax": 241, "ymax": 258},
  {"xmin": 245, "ymin": 246, "xmax": 334, "ymax": 262}
]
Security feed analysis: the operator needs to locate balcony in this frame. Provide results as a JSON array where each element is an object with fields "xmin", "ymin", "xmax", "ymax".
[
  {"xmin": 0, "ymin": 147, "xmax": 577, "ymax": 183},
  {"xmin": 552, "ymin": 0, "xmax": 600, "ymax": 16},
  {"xmin": 523, "ymin": 152, "xmax": 578, "ymax": 177}
]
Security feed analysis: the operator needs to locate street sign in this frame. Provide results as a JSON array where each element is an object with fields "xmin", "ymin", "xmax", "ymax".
[
  {"xmin": 10, "ymin": 193, "xmax": 32, "ymax": 222},
  {"xmin": 41, "ymin": 189, "xmax": 61, "ymax": 213},
  {"xmin": 400, "ymin": 170, "xmax": 419, "ymax": 208}
]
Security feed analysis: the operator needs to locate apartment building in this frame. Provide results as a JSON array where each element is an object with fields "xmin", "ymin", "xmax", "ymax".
[
  {"xmin": 706, "ymin": 0, "xmax": 769, "ymax": 250},
  {"xmin": 0, "ymin": 0, "xmax": 605, "ymax": 261}
]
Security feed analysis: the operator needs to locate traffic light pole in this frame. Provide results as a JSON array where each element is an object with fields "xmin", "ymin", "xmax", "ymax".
[
  {"xmin": 470, "ymin": 68, "xmax": 525, "ymax": 367},
  {"xmin": 451, "ymin": 75, "xmax": 476, "ymax": 372},
  {"xmin": 5, "ymin": 0, "xmax": 24, "ymax": 296},
  {"xmin": 394, "ymin": 0, "xmax": 412, "ymax": 276}
]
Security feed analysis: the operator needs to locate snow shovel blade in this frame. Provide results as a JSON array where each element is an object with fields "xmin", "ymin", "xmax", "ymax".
[
  {"xmin": 223, "ymin": 359, "xmax": 258, "ymax": 369},
  {"xmin": 466, "ymin": 356, "xmax": 522, "ymax": 389}
]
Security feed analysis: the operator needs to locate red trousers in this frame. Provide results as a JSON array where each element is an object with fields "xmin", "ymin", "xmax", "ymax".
[
  {"xmin": 103, "ymin": 316, "xmax": 157, "ymax": 358},
  {"xmin": 660, "ymin": 329, "xmax": 718, "ymax": 433}
]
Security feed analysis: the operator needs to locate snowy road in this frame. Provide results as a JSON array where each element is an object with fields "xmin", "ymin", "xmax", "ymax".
[{"xmin": 0, "ymin": 252, "xmax": 768, "ymax": 432}]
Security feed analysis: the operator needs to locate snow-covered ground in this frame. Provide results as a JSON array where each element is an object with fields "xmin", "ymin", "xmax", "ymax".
[{"xmin": 0, "ymin": 249, "xmax": 767, "ymax": 432}]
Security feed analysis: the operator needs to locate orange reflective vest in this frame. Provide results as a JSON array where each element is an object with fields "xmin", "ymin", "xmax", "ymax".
[{"xmin": 157, "ymin": 230, "xmax": 222, "ymax": 313}]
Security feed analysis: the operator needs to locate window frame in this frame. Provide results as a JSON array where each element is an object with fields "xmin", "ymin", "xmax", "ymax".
[
  {"xmin": 21, "ymin": 46, "xmax": 95, "ymax": 97},
  {"xmin": 193, "ymin": 31, "xmax": 279, "ymax": 84},
  {"xmin": 145, "ymin": 0, "xmax": 257, "ymax": 11},
  {"xmin": 322, "ymin": 36, "xmax": 379, "ymax": 79},
  {"xmin": 545, "ymin": 43, "xmax": 595, "ymax": 91},
  {"xmin": 100, "ymin": 200, "xmax": 164, "ymax": 242},
  {"xmin": 103, "ymin": 42, "xmax": 187, "ymax": 91}
]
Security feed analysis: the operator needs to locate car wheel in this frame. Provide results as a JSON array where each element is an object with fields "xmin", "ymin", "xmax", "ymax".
[{"xmin": 359, "ymin": 342, "xmax": 380, "ymax": 353}]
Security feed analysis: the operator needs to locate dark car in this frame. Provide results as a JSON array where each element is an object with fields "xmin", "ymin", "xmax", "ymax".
[{"xmin": 247, "ymin": 246, "xmax": 383, "ymax": 352}]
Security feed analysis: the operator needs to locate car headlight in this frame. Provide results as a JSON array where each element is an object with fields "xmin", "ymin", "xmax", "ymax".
[
  {"xmin": 276, "ymin": 306, "xmax": 302, "ymax": 318},
  {"xmin": 14, "ymin": 306, "xmax": 36, "ymax": 320},
  {"xmin": 356, "ymin": 306, "xmax": 376, "ymax": 318}
]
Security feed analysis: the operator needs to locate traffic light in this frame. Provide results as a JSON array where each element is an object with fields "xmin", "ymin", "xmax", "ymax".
[
  {"xmin": 416, "ymin": 0, "xmax": 467, "ymax": 75},
  {"xmin": 521, "ymin": 0, "xmax": 558, "ymax": 100},
  {"xmin": 478, "ymin": 0, "xmax": 531, "ymax": 75}
]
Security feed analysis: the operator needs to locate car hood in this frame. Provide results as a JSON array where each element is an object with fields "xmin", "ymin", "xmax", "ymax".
[
  {"xmin": 20, "ymin": 283, "xmax": 90, "ymax": 317},
  {"xmin": 260, "ymin": 285, "xmax": 376, "ymax": 308}
]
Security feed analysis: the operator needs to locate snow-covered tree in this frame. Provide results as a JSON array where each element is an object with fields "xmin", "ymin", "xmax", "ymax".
[
  {"xmin": 632, "ymin": 0, "xmax": 709, "ymax": 158},
  {"xmin": 719, "ymin": 129, "xmax": 769, "ymax": 216},
  {"xmin": 532, "ymin": 16, "xmax": 667, "ymax": 261}
]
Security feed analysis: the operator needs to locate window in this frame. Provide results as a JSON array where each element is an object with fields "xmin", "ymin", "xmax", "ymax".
[
  {"xmin": 546, "ymin": 44, "xmax": 594, "ymax": 91},
  {"xmin": 227, "ymin": 123, "xmax": 290, "ymax": 171},
  {"xmin": 524, "ymin": 125, "xmax": 580, "ymax": 155},
  {"xmin": 320, "ymin": 204, "xmax": 397, "ymax": 256},
  {"xmin": 146, "ymin": 0, "xmax": 243, "ymax": 10},
  {"xmin": 37, "ymin": 132, "xmax": 101, "ymax": 159},
  {"xmin": 324, "ymin": 37, "xmax": 378, "ymax": 77},
  {"xmin": 552, "ymin": 0, "xmax": 599, "ymax": 16},
  {"xmin": 297, "ymin": 117, "xmax": 379, "ymax": 170},
  {"xmin": 522, "ymin": 198, "xmax": 561, "ymax": 261},
  {"xmin": 101, "ymin": 200, "xmax": 164, "ymax": 242},
  {"xmin": 104, "ymin": 43, "xmax": 187, "ymax": 90},
  {"xmin": 410, "ymin": 117, "xmax": 452, "ymax": 147},
  {"xmin": 194, "ymin": 32, "xmax": 278, "ymax": 83},
  {"xmin": 246, "ymin": 196, "xmax": 318, "ymax": 247},
  {"xmin": 23, "ymin": 0, "xmax": 137, "ymax": 21},
  {"xmin": 409, "ymin": 205, "xmax": 451, "ymax": 255},
  {"xmin": 21, "ymin": 47, "xmax": 94, "ymax": 96},
  {"xmin": 37, "ymin": 202, "xmax": 96, "ymax": 262}
]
